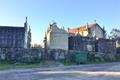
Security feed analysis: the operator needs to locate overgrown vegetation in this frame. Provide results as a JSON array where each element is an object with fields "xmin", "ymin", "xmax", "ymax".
[
  {"xmin": 62, "ymin": 51, "xmax": 117, "ymax": 65},
  {"xmin": 115, "ymin": 47, "xmax": 120, "ymax": 61}
]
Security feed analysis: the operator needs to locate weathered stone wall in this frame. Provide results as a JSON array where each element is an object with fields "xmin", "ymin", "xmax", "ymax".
[
  {"xmin": 0, "ymin": 48, "xmax": 68, "ymax": 63},
  {"xmin": 0, "ymin": 48, "xmax": 43, "ymax": 64},
  {"xmin": 89, "ymin": 52, "xmax": 116, "ymax": 62},
  {"xmin": 0, "ymin": 47, "xmax": 117, "ymax": 64},
  {"xmin": 48, "ymin": 49, "xmax": 68, "ymax": 60},
  {"xmin": 96, "ymin": 39, "xmax": 116, "ymax": 54},
  {"xmin": 69, "ymin": 35, "xmax": 96, "ymax": 52}
]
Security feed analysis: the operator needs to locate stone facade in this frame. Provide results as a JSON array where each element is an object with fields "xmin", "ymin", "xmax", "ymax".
[
  {"xmin": 46, "ymin": 22, "xmax": 68, "ymax": 50},
  {"xmin": 69, "ymin": 34, "xmax": 95, "ymax": 52},
  {"xmin": 96, "ymin": 38, "xmax": 116, "ymax": 54},
  {"xmin": 48, "ymin": 49, "xmax": 67, "ymax": 60},
  {"xmin": 0, "ymin": 17, "xmax": 31, "ymax": 48},
  {"xmin": 0, "ymin": 48, "xmax": 68, "ymax": 63},
  {"xmin": 69, "ymin": 34, "xmax": 116, "ymax": 54}
]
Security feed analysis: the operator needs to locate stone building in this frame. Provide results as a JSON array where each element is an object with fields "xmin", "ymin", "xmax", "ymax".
[
  {"xmin": 95, "ymin": 38, "xmax": 116, "ymax": 54},
  {"xmin": 0, "ymin": 17, "xmax": 31, "ymax": 48},
  {"xmin": 45, "ymin": 22, "xmax": 68, "ymax": 50},
  {"xmin": 69, "ymin": 34, "xmax": 116, "ymax": 54},
  {"xmin": 69, "ymin": 34, "xmax": 96, "ymax": 51},
  {"xmin": 68, "ymin": 22, "xmax": 106, "ymax": 39}
]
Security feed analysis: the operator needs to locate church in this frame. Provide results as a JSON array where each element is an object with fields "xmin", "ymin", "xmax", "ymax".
[{"xmin": 0, "ymin": 17, "xmax": 31, "ymax": 48}]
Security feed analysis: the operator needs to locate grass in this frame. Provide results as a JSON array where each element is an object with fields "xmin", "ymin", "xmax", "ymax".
[
  {"xmin": 0, "ymin": 60, "xmax": 114, "ymax": 70},
  {"xmin": 0, "ymin": 61, "xmax": 66, "ymax": 70},
  {"xmin": 87, "ymin": 61, "xmax": 106, "ymax": 64},
  {"xmin": 0, "ymin": 63, "xmax": 13, "ymax": 70},
  {"xmin": 61, "ymin": 61, "xmax": 78, "ymax": 66},
  {"xmin": 60, "ymin": 59, "xmax": 108, "ymax": 66},
  {"xmin": 0, "ymin": 61, "xmax": 64, "ymax": 70},
  {"xmin": 0, "ymin": 63, "xmax": 42, "ymax": 70},
  {"xmin": 59, "ymin": 60, "xmax": 78, "ymax": 66}
]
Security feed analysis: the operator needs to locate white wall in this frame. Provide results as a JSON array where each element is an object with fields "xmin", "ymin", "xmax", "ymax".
[
  {"xmin": 50, "ymin": 32, "xmax": 68, "ymax": 50},
  {"xmin": 46, "ymin": 23, "xmax": 68, "ymax": 50},
  {"xmin": 90, "ymin": 25, "xmax": 104, "ymax": 38}
]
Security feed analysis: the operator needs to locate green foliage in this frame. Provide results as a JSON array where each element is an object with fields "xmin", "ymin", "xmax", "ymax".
[
  {"xmin": 115, "ymin": 47, "xmax": 120, "ymax": 61},
  {"xmin": 88, "ymin": 52, "xmax": 96, "ymax": 62},
  {"xmin": 0, "ymin": 63, "xmax": 42, "ymax": 70},
  {"xmin": 67, "ymin": 51, "xmax": 88, "ymax": 64},
  {"xmin": 117, "ymin": 47, "xmax": 120, "ymax": 54},
  {"xmin": 59, "ymin": 59, "xmax": 77, "ymax": 66},
  {"xmin": 0, "ymin": 61, "xmax": 63, "ymax": 70}
]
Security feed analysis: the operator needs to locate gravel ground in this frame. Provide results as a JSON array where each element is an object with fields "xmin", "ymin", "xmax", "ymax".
[{"xmin": 0, "ymin": 62, "xmax": 120, "ymax": 80}]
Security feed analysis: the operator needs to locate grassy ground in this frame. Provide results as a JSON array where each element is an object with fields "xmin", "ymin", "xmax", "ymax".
[
  {"xmin": 0, "ymin": 61, "xmax": 113, "ymax": 70},
  {"xmin": 0, "ymin": 63, "xmax": 42, "ymax": 70},
  {"xmin": 0, "ymin": 61, "xmax": 64, "ymax": 70}
]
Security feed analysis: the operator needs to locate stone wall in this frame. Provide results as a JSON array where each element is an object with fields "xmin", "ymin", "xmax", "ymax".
[
  {"xmin": 96, "ymin": 38, "xmax": 116, "ymax": 54},
  {"xmin": 69, "ymin": 35, "xmax": 96, "ymax": 52},
  {"xmin": 0, "ymin": 46, "xmax": 117, "ymax": 64},
  {"xmin": 48, "ymin": 49, "xmax": 68, "ymax": 60},
  {"xmin": 0, "ymin": 48, "xmax": 42, "ymax": 64},
  {"xmin": 0, "ymin": 48, "xmax": 68, "ymax": 63}
]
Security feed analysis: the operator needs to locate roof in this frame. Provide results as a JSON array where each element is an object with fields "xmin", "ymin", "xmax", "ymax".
[
  {"xmin": 68, "ymin": 23, "xmax": 98, "ymax": 33},
  {"xmin": 0, "ymin": 26, "xmax": 25, "ymax": 31}
]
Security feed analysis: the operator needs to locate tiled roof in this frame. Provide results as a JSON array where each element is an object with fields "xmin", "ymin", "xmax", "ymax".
[{"xmin": 68, "ymin": 23, "xmax": 97, "ymax": 33}]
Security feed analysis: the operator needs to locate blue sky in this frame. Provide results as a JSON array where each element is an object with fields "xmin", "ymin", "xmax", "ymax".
[{"xmin": 0, "ymin": 0, "xmax": 120, "ymax": 44}]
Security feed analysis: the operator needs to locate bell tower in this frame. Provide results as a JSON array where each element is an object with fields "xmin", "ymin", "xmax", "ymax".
[
  {"xmin": 24, "ymin": 17, "xmax": 28, "ymax": 31},
  {"xmin": 24, "ymin": 17, "xmax": 28, "ymax": 48}
]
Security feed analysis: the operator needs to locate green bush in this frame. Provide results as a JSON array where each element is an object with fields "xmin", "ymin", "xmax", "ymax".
[
  {"xmin": 117, "ymin": 47, "xmax": 120, "ymax": 54},
  {"xmin": 115, "ymin": 47, "xmax": 120, "ymax": 61}
]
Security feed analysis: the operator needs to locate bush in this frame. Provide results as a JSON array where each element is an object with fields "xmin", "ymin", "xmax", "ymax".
[
  {"xmin": 117, "ymin": 47, "xmax": 120, "ymax": 54},
  {"xmin": 115, "ymin": 47, "xmax": 120, "ymax": 61}
]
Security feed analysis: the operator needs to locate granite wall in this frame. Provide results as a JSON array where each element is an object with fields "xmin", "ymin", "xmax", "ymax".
[{"xmin": 0, "ymin": 48, "xmax": 42, "ymax": 64}]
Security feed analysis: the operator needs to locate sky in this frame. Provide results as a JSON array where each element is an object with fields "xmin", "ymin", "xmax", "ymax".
[{"xmin": 0, "ymin": 0, "xmax": 120, "ymax": 44}]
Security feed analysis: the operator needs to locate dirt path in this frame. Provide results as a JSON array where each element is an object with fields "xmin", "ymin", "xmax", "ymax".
[{"xmin": 0, "ymin": 62, "xmax": 120, "ymax": 80}]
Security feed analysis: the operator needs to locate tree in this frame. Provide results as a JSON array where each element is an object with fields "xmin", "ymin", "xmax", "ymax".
[{"xmin": 110, "ymin": 29, "xmax": 120, "ymax": 39}]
